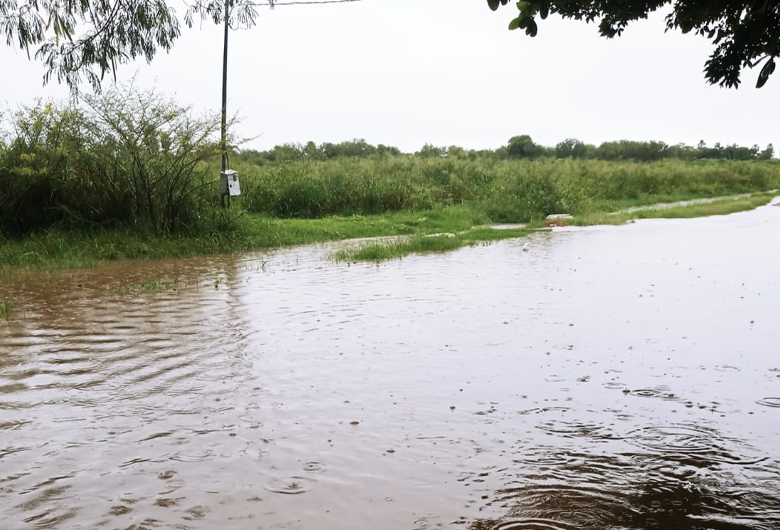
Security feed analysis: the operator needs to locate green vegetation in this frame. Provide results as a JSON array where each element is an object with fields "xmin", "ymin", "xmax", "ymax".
[
  {"xmin": 243, "ymin": 137, "xmax": 774, "ymax": 164},
  {"xmin": 331, "ymin": 227, "xmax": 532, "ymax": 263},
  {"xmin": 0, "ymin": 300, "xmax": 12, "ymax": 321},
  {"xmin": 567, "ymin": 193, "xmax": 776, "ymax": 227},
  {"xmin": 1, "ymin": 92, "xmax": 779, "ymax": 270},
  {"xmin": 0, "ymin": 0, "xmax": 266, "ymax": 94},
  {"xmin": 2, "ymin": 0, "xmax": 775, "ymax": 95},
  {"xmin": 107, "ymin": 280, "xmax": 187, "ymax": 296},
  {"xmin": 0, "ymin": 90, "xmax": 221, "ymax": 238},
  {"xmin": 0, "ymin": 207, "xmax": 488, "ymax": 269},
  {"xmin": 234, "ymin": 157, "xmax": 780, "ymax": 223},
  {"xmin": 328, "ymin": 193, "xmax": 773, "ymax": 263}
]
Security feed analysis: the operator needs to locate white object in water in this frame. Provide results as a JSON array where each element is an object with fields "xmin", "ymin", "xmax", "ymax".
[
  {"xmin": 423, "ymin": 232, "xmax": 456, "ymax": 238},
  {"xmin": 522, "ymin": 243, "xmax": 529, "ymax": 252},
  {"xmin": 545, "ymin": 214, "xmax": 573, "ymax": 220}
]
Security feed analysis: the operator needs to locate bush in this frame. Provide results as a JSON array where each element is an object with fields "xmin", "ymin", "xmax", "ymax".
[{"xmin": 0, "ymin": 88, "xmax": 222, "ymax": 237}]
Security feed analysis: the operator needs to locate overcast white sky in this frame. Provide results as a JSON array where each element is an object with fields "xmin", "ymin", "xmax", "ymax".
[{"xmin": 2, "ymin": 0, "xmax": 779, "ymax": 152}]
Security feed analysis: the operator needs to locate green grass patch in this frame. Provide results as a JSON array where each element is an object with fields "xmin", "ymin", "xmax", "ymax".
[
  {"xmin": 331, "ymin": 227, "xmax": 532, "ymax": 263},
  {"xmin": 0, "ymin": 190, "xmax": 772, "ymax": 270},
  {"xmin": 0, "ymin": 206, "xmax": 490, "ymax": 270},
  {"xmin": 569, "ymin": 193, "xmax": 775, "ymax": 226},
  {"xmin": 0, "ymin": 299, "xmax": 12, "ymax": 321}
]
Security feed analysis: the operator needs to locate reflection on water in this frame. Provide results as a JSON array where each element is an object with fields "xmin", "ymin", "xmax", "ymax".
[{"xmin": 1, "ymin": 201, "xmax": 780, "ymax": 530}]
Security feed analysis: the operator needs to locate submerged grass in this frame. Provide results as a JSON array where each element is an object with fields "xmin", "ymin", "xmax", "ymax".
[
  {"xmin": 106, "ymin": 280, "xmax": 186, "ymax": 296},
  {"xmin": 331, "ymin": 227, "xmax": 532, "ymax": 263},
  {"xmin": 568, "ymin": 193, "xmax": 775, "ymax": 226},
  {"xmin": 0, "ymin": 299, "xmax": 11, "ymax": 321}
]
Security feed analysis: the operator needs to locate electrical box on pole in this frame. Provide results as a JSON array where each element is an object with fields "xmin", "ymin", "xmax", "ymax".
[{"xmin": 220, "ymin": 169, "xmax": 241, "ymax": 197}]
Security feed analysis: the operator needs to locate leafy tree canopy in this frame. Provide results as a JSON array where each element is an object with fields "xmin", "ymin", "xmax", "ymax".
[
  {"xmin": 0, "ymin": 0, "xmax": 265, "ymax": 93},
  {"xmin": 487, "ymin": 0, "xmax": 780, "ymax": 88}
]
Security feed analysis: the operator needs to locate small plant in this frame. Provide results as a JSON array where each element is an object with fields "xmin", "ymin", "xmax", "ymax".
[
  {"xmin": 107, "ymin": 280, "xmax": 183, "ymax": 296},
  {"xmin": 0, "ymin": 299, "xmax": 12, "ymax": 321}
]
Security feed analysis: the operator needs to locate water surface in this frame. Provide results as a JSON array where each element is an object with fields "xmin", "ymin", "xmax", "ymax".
[{"xmin": 1, "ymin": 201, "xmax": 779, "ymax": 530}]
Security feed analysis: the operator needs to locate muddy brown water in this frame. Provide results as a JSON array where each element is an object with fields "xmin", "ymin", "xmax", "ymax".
[{"xmin": 1, "ymin": 202, "xmax": 780, "ymax": 530}]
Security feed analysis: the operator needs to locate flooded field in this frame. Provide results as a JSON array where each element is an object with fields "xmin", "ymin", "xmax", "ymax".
[{"xmin": 1, "ymin": 201, "xmax": 780, "ymax": 530}]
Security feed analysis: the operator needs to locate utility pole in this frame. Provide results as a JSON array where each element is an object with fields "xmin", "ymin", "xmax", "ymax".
[
  {"xmin": 220, "ymin": 0, "xmax": 230, "ymax": 209},
  {"xmin": 217, "ymin": 0, "xmax": 360, "ymax": 210}
]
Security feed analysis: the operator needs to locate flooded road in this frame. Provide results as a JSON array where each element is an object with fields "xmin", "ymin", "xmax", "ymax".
[{"xmin": 1, "ymin": 201, "xmax": 780, "ymax": 530}]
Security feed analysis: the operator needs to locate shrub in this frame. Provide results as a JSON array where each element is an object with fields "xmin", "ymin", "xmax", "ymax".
[{"xmin": 0, "ymin": 88, "xmax": 222, "ymax": 237}]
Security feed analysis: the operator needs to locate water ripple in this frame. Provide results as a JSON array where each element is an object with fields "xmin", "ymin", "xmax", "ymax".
[
  {"xmin": 626, "ymin": 425, "xmax": 768, "ymax": 465},
  {"xmin": 1, "ymin": 206, "xmax": 780, "ymax": 530}
]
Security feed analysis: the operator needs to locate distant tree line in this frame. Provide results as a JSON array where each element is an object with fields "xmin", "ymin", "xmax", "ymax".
[
  {"xmin": 239, "ymin": 139, "xmax": 402, "ymax": 165},
  {"xmin": 238, "ymin": 136, "xmax": 775, "ymax": 165}
]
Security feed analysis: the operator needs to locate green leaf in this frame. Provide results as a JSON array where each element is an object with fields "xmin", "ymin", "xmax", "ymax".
[
  {"xmin": 508, "ymin": 18, "xmax": 521, "ymax": 30},
  {"xmin": 540, "ymin": 5, "xmax": 549, "ymax": 19},
  {"xmin": 487, "ymin": 0, "xmax": 501, "ymax": 11},
  {"xmin": 756, "ymin": 58, "xmax": 776, "ymax": 88},
  {"xmin": 526, "ymin": 18, "xmax": 538, "ymax": 37}
]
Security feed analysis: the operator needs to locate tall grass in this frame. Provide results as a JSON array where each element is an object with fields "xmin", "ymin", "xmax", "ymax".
[
  {"xmin": 2, "ymin": 99, "xmax": 779, "ymax": 270},
  {"xmin": 234, "ymin": 157, "xmax": 780, "ymax": 223},
  {"xmin": 3, "ymin": 95, "xmax": 778, "ymax": 236}
]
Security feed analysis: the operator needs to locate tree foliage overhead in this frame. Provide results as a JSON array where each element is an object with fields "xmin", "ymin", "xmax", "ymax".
[
  {"xmin": 0, "ymin": 0, "xmax": 265, "ymax": 93},
  {"xmin": 488, "ymin": 0, "xmax": 780, "ymax": 88}
]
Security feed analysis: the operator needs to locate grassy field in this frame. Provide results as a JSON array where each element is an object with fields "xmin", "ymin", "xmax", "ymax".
[
  {"xmin": 0, "ymin": 207, "xmax": 490, "ymax": 269},
  {"xmin": 4, "ymin": 97, "xmax": 779, "ymax": 270},
  {"xmin": 234, "ymin": 157, "xmax": 780, "ymax": 221},
  {"xmin": 1, "ymin": 157, "xmax": 778, "ymax": 270}
]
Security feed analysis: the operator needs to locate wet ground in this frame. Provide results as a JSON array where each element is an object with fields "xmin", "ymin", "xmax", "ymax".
[
  {"xmin": 1, "ymin": 200, "xmax": 779, "ymax": 530},
  {"xmin": 619, "ymin": 191, "xmax": 775, "ymax": 214}
]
